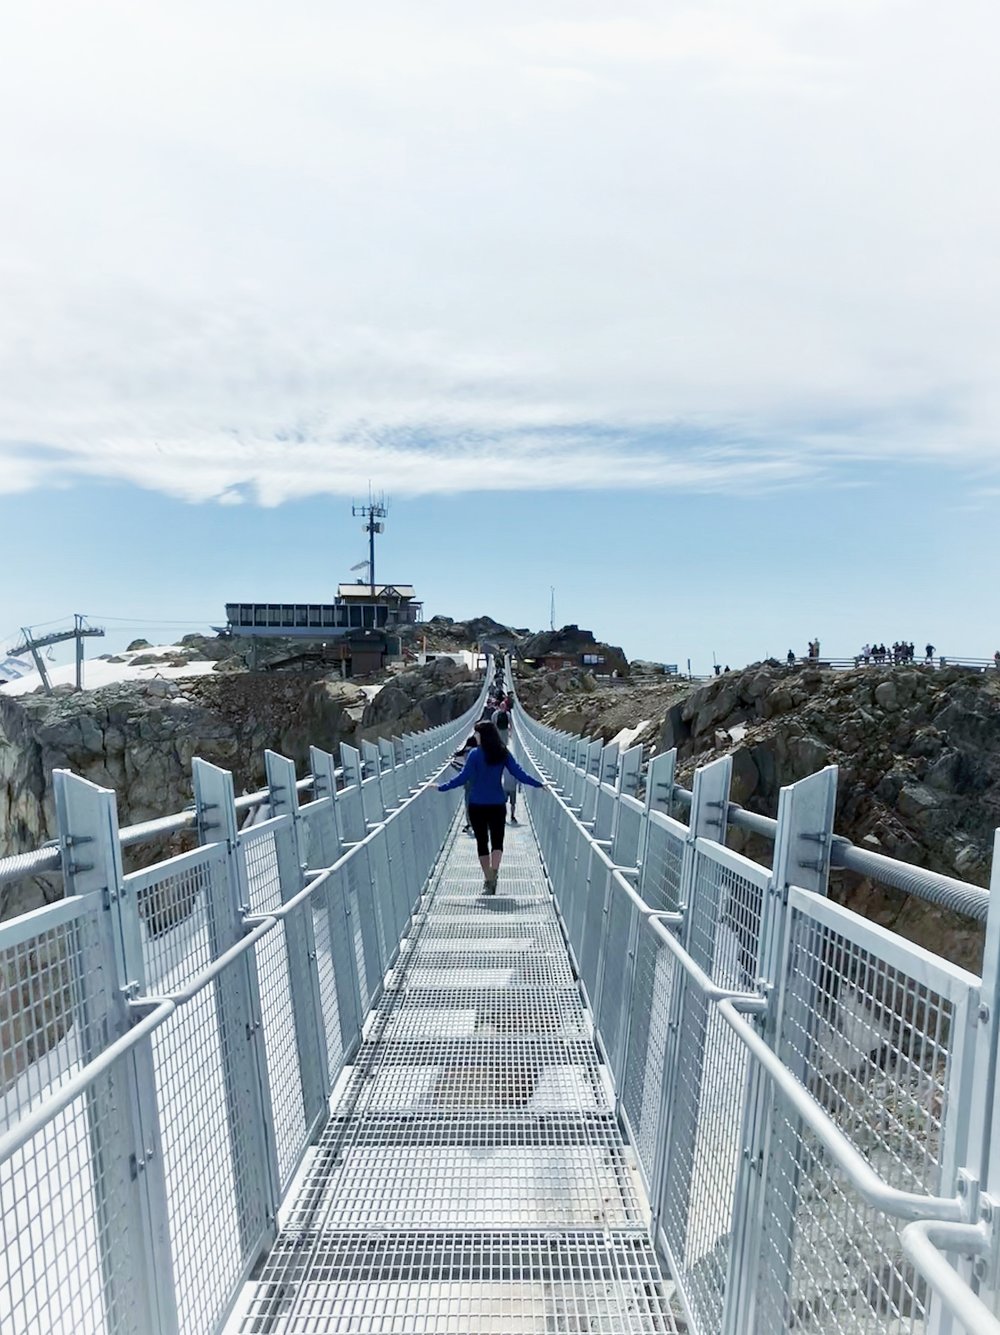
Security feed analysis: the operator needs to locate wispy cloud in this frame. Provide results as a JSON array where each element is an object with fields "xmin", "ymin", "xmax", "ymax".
[{"xmin": 1, "ymin": 2, "xmax": 998, "ymax": 504}]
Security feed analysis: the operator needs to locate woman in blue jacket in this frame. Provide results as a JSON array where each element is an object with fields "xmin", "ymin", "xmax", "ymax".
[{"xmin": 438, "ymin": 721, "xmax": 543, "ymax": 893}]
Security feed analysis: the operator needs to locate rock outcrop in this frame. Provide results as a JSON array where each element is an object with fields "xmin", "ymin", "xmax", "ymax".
[
  {"xmin": 1, "ymin": 673, "xmax": 372, "ymax": 917},
  {"xmin": 361, "ymin": 658, "xmax": 479, "ymax": 735},
  {"xmin": 519, "ymin": 625, "xmax": 629, "ymax": 676},
  {"xmin": 520, "ymin": 659, "xmax": 1000, "ymax": 970}
]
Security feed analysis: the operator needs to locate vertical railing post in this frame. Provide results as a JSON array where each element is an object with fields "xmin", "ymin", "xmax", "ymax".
[
  {"xmin": 307, "ymin": 745, "xmax": 343, "ymax": 862},
  {"xmin": 606, "ymin": 744, "xmax": 660, "ymax": 1115},
  {"xmin": 938, "ymin": 830, "xmax": 1000, "ymax": 1331},
  {"xmin": 360, "ymin": 740, "xmax": 386, "ymax": 828},
  {"xmin": 645, "ymin": 748, "xmax": 676, "ymax": 819},
  {"xmin": 264, "ymin": 751, "xmax": 330, "ymax": 1129},
  {"xmin": 53, "ymin": 770, "xmax": 178, "ymax": 1335},
  {"xmin": 721, "ymin": 766, "xmax": 838, "ymax": 1334},
  {"xmin": 192, "ymin": 759, "xmax": 280, "ymax": 1250},
  {"xmin": 309, "ymin": 746, "xmax": 363, "ymax": 1059},
  {"xmin": 338, "ymin": 744, "xmax": 367, "ymax": 842}
]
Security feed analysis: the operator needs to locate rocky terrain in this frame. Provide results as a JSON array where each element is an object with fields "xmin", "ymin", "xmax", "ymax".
[
  {"xmin": 0, "ymin": 654, "xmax": 477, "ymax": 918},
  {"xmin": 516, "ymin": 658, "xmax": 1000, "ymax": 970},
  {"xmin": 5, "ymin": 610, "xmax": 998, "ymax": 971}
]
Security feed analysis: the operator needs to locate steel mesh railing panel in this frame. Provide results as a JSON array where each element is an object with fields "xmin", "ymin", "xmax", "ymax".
[
  {"xmin": 0, "ymin": 899, "xmax": 99, "ymax": 1121},
  {"xmin": 596, "ymin": 877, "xmax": 637, "ymax": 1078},
  {"xmin": 360, "ymin": 775, "xmax": 383, "ymax": 830},
  {"xmin": 752, "ymin": 893, "xmax": 971, "ymax": 1333},
  {"xmin": 579, "ymin": 776, "xmax": 599, "ymax": 826},
  {"xmin": 252, "ymin": 924, "xmax": 307, "ymax": 1189},
  {"xmin": 594, "ymin": 784, "xmax": 616, "ymax": 842},
  {"xmin": 621, "ymin": 926, "xmax": 678, "ymax": 1190},
  {"xmin": 578, "ymin": 857, "xmax": 610, "ymax": 1006},
  {"xmin": 660, "ymin": 986, "xmax": 750, "ymax": 1335},
  {"xmin": 343, "ymin": 852, "xmax": 377, "ymax": 1014},
  {"xmin": 309, "ymin": 883, "xmax": 345, "ymax": 1077},
  {"xmin": 241, "ymin": 821, "xmax": 290, "ymax": 915},
  {"xmin": 0, "ymin": 1061, "xmax": 144, "ymax": 1335},
  {"xmin": 152, "ymin": 987, "xmax": 265, "ymax": 1335},
  {"xmin": 611, "ymin": 797, "xmax": 643, "ymax": 869},
  {"xmin": 127, "ymin": 845, "xmax": 227, "ymax": 992},
  {"xmin": 688, "ymin": 844, "xmax": 767, "ymax": 989},
  {"xmin": 337, "ymin": 785, "xmax": 365, "ymax": 845},
  {"xmin": 368, "ymin": 833, "xmax": 398, "ymax": 967},
  {"xmin": 641, "ymin": 814, "xmax": 686, "ymax": 913},
  {"xmin": 299, "ymin": 798, "xmax": 338, "ymax": 870}
]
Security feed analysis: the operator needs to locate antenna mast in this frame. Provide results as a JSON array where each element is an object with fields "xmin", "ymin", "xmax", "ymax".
[
  {"xmin": 352, "ymin": 490, "xmax": 388, "ymax": 599},
  {"xmin": 550, "ymin": 587, "xmax": 555, "ymax": 632}
]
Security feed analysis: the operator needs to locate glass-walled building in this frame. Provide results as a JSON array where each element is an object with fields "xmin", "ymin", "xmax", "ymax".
[{"xmin": 224, "ymin": 585, "xmax": 422, "ymax": 637}]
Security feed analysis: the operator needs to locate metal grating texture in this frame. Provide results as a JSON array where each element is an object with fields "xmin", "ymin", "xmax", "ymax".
[
  {"xmin": 239, "ymin": 814, "xmax": 679, "ymax": 1334},
  {"xmin": 751, "ymin": 889, "xmax": 975, "ymax": 1334}
]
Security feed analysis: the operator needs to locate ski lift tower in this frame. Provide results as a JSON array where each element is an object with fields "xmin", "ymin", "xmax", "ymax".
[
  {"xmin": 9, "ymin": 614, "xmax": 105, "ymax": 694},
  {"xmin": 352, "ymin": 492, "xmax": 388, "ymax": 599}
]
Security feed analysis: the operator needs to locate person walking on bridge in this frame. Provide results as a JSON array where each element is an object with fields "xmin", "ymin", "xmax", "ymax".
[{"xmin": 437, "ymin": 721, "xmax": 543, "ymax": 893}]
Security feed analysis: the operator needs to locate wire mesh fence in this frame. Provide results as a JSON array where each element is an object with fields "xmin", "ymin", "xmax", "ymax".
[
  {"xmin": 0, "ymin": 687, "xmax": 485, "ymax": 1335},
  {"xmin": 517, "ymin": 701, "xmax": 1000, "ymax": 1335}
]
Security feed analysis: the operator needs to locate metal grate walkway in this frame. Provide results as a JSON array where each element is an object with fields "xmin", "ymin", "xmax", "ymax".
[{"xmin": 236, "ymin": 813, "xmax": 680, "ymax": 1334}]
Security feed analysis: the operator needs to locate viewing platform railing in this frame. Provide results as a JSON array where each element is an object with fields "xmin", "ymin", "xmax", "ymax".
[{"xmin": 515, "ymin": 696, "xmax": 1000, "ymax": 1335}]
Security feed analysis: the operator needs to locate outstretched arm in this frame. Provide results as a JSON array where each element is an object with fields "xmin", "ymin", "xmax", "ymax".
[
  {"xmin": 505, "ymin": 755, "xmax": 545, "ymax": 789},
  {"xmin": 439, "ymin": 753, "xmax": 476, "ymax": 791}
]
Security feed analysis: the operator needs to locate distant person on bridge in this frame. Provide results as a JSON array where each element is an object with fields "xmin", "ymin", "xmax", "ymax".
[
  {"xmin": 437, "ymin": 721, "xmax": 543, "ymax": 893},
  {"xmin": 786, "ymin": 649, "xmax": 795, "ymax": 666},
  {"xmin": 925, "ymin": 643, "xmax": 935, "ymax": 663}
]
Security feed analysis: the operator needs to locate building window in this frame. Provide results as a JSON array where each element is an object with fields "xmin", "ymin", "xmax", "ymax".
[
  {"xmin": 363, "ymin": 604, "xmax": 375, "ymax": 628},
  {"xmin": 582, "ymin": 654, "xmax": 605, "ymax": 666},
  {"xmin": 350, "ymin": 605, "xmax": 362, "ymax": 628}
]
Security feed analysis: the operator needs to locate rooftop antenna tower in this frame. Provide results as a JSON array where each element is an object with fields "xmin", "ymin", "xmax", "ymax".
[
  {"xmin": 550, "ymin": 587, "xmax": 556, "ymax": 632},
  {"xmin": 352, "ymin": 488, "xmax": 388, "ymax": 599}
]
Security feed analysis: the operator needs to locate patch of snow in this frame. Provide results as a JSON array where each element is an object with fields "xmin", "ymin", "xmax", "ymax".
[
  {"xmin": 357, "ymin": 683, "xmax": 385, "ymax": 701},
  {"xmin": 0, "ymin": 644, "xmax": 218, "ymax": 697},
  {"xmin": 609, "ymin": 721, "xmax": 650, "ymax": 750},
  {"xmin": 729, "ymin": 723, "xmax": 748, "ymax": 743}
]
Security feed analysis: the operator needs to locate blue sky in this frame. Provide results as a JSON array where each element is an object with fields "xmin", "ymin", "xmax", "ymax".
[{"xmin": 2, "ymin": 2, "xmax": 999, "ymax": 672}]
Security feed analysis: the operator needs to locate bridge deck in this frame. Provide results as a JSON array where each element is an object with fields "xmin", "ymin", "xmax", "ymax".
[{"xmin": 234, "ymin": 815, "xmax": 679, "ymax": 1334}]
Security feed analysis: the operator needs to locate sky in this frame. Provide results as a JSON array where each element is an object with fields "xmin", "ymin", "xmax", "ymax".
[{"xmin": 2, "ymin": 1, "xmax": 999, "ymax": 672}]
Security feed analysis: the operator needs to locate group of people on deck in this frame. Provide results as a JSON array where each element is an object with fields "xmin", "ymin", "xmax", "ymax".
[{"xmin": 436, "ymin": 682, "xmax": 545, "ymax": 895}]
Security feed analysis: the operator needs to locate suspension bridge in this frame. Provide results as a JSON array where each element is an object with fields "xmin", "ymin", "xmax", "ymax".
[{"xmin": 1, "ymin": 660, "xmax": 999, "ymax": 1333}]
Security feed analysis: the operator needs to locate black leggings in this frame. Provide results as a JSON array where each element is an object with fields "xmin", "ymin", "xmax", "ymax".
[{"xmin": 468, "ymin": 803, "xmax": 506, "ymax": 857}]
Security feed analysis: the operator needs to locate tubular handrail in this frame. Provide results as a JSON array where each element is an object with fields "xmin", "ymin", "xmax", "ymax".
[
  {"xmin": 900, "ymin": 1220, "xmax": 1000, "ymax": 1335},
  {"xmin": 0, "ymin": 1000, "xmax": 177, "ymax": 1165},
  {"xmin": 716, "ymin": 1001, "xmax": 963, "ymax": 1225}
]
